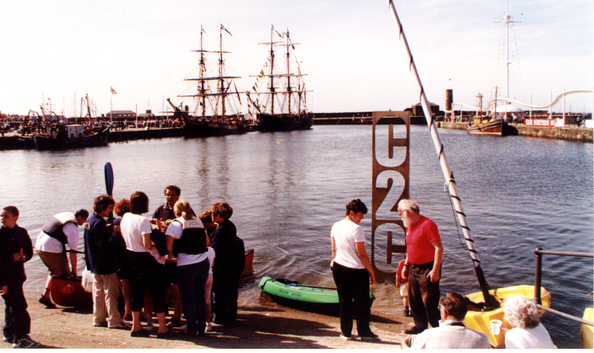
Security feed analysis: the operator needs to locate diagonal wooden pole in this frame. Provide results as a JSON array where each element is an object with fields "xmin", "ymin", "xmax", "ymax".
[{"xmin": 387, "ymin": 0, "xmax": 499, "ymax": 309}]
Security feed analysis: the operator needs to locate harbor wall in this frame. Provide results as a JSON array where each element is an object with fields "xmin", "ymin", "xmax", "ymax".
[{"xmin": 437, "ymin": 121, "xmax": 593, "ymax": 143}]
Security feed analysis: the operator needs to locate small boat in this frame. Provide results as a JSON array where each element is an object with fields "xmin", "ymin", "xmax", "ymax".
[
  {"xmin": 258, "ymin": 276, "xmax": 374, "ymax": 316},
  {"xmin": 467, "ymin": 118, "xmax": 506, "ymax": 136},
  {"xmin": 48, "ymin": 276, "xmax": 92, "ymax": 308},
  {"xmin": 34, "ymin": 125, "xmax": 110, "ymax": 150},
  {"xmin": 240, "ymin": 248, "xmax": 254, "ymax": 277},
  {"xmin": 463, "ymin": 285, "xmax": 551, "ymax": 348}
]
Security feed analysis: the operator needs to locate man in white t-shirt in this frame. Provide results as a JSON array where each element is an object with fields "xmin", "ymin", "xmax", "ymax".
[{"xmin": 35, "ymin": 210, "xmax": 89, "ymax": 308}]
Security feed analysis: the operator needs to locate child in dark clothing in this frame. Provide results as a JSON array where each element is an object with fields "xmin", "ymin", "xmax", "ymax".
[{"xmin": 0, "ymin": 206, "xmax": 40, "ymax": 348}]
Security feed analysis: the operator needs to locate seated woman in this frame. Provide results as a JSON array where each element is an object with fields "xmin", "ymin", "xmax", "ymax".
[
  {"xmin": 165, "ymin": 200, "xmax": 210, "ymax": 337},
  {"xmin": 503, "ymin": 296, "xmax": 556, "ymax": 349}
]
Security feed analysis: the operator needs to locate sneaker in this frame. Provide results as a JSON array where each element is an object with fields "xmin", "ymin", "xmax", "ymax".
[
  {"xmin": 3, "ymin": 336, "xmax": 13, "ymax": 343},
  {"xmin": 404, "ymin": 326, "xmax": 424, "ymax": 335},
  {"xmin": 360, "ymin": 333, "xmax": 380, "ymax": 341},
  {"xmin": 93, "ymin": 322, "xmax": 107, "ymax": 328},
  {"xmin": 404, "ymin": 309, "xmax": 412, "ymax": 317},
  {"xmin": 38, "ymin": 297, "xmax": 55, "ymax": 309},
  {"xmin": 205, "ymin": 323, "xmax": 212, "ymax": 332},
  {"xmin": 339, "ymin": 334, "xmax": 353, "ymax": 341},
  {"xmin": 12, "ymin": 337, "xmax": 40, "ymax": 348},
  {"xmin": 109, "ymin": 321, "xmax": 132, "ymax": 329}
]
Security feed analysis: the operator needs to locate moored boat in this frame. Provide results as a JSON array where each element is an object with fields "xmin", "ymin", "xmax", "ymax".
[
  {"xmin": 580, "ymin": 307, "xmax": 593, "ymax": 349},
  {"xmin": 464, "ymin": 285, "xmax": 551, "ymax": 348},
  {"xmin": 34, "ymin": 125, "xmax": 109, "ymax": 150},
  {"xmin": 248, "ymin": 25, "xmax": 313, "ymax": 132},
  {"xmin": 48, "ymin": 276, "xmax": 92, "ymax": 308},
  {"xmin": 173, "ymin": 25, "xmax": 249, "ymax": 137},
  {"xmin": 258, "ymin": 276, "xmax": 374, "ymax": 316}
]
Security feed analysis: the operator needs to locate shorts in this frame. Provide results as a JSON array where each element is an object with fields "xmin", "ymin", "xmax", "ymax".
[
  {"xmin": 205, "ymin": 272, "xmax": 213, "ymax": 304},
  {"xmin": 37, "ymin": 250, "xmax": 71, "ymax": 277},
  {"xmin": 400, "ymin": 282, "xmax": 409, "ymax": 297}
]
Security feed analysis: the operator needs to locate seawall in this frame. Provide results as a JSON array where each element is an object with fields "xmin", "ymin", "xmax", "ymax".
[{"xmin": 437, "ymin": 122, "xmax": 593, "ymax": 143}]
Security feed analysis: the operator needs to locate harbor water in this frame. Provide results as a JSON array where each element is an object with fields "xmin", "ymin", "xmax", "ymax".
[{"xmin": 0, "ymin": 125, "xmax": 592, "ymax": 347}]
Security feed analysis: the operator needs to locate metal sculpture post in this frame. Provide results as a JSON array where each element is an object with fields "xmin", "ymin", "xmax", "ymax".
[{"xmin": 371, "ymin": 112, "xmax": 410, "ymax": 280}]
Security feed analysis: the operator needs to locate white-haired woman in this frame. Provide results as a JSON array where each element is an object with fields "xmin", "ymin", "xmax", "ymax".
[
  {"xmin": 503, "ymin": 296, "xmax": 556, "ymax": 349},
  {"xmin": 165, "ymin": 199, "xmax": 210, "ymax": 337}
]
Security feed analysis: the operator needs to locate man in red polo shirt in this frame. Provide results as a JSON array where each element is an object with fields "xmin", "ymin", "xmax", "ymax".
[{"xmin": 398, "ymin": 199, "xmax": 443, "ymax": 335}]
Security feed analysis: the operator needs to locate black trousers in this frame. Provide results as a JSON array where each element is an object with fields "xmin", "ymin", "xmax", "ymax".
[
  {"xmin": 212, "ymin": 269, "xmax": 239, "ymax": 324},
  {"xmin": 2, "ymin": 283, "xmax": 30, "ymax": 340},
  {"xmin": 128, "ymin": 251, "xmax": 168, "ymax": 313},
  {"xmin": 332, "ymin": 262, "xmax": 373, "ymax": 337},
  {"xmin": 408, "ymin": 262, "xmax": 440, "ymax": 329}
]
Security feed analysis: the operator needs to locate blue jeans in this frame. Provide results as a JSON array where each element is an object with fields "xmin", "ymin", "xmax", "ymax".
[{"xmin": 177, "ymin": 259, "xmax": 209, "ymax": 335}]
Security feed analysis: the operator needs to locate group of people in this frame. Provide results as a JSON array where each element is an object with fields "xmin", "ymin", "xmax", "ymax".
[
  {"xmin": 30, "ymin": 185, "xmax": 244, "ymax": 341},
  {"xmin": 330, "ymin": 198, "xmax": 556, "ymax": 349}
]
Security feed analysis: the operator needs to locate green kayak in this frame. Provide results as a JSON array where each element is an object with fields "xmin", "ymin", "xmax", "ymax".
[{"xmin": 258, "ymin": 276, "xmax": 375, "ymax": 316}]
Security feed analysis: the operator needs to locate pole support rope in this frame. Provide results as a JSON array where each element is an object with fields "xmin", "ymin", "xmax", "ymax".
[{"xmin": 388, "ymin": 0, "xmax": 499, "ymax": 309}]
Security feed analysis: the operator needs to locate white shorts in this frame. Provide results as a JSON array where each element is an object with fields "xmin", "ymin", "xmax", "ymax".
[{"xmin": 400, "ymin": 282, "xmax": 409, "ymax": 297}]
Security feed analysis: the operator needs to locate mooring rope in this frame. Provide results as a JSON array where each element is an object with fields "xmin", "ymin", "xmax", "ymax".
[{"xmin": 388, "ymin": 0, "xmax": 496, "ymax": 302}]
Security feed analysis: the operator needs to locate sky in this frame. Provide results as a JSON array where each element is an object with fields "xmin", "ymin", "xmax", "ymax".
[{"xmin": 0, "ymin": 0, "xmax": 592, "ymax": 117}]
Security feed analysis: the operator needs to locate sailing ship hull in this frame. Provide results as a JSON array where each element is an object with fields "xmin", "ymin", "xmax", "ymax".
[
  {"xmin": 183, "ymin": 117, "xmax": 248, "ymax": 137},
  {"xmin": 257, "ymin": 113, "xmax": 313, "ymax": 132},
  {"xmin": 33, "ymin": 127, "xmax": 110, "ymax": 150}
]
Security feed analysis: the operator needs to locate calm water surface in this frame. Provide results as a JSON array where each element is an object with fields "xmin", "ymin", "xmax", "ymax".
[{"xmin": 0, "ymin": 125, "xmax": 592, "ymax": 347}]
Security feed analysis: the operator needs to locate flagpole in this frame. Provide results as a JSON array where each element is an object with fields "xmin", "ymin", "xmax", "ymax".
[{"xmin": 387, "ymin": 0, "xmax": 499, "ymax": 310}]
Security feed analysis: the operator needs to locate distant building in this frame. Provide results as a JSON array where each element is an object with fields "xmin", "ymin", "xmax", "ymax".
[{"xmin": 106, "ymin": 110, "xmax": 136, "ymax": 120}]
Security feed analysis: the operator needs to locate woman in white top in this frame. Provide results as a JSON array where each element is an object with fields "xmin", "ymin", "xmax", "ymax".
[
  {"xmin": 165, "ymin": 200, "xmax": 210, "ymax": 337},
  {"xmin": 120, "ymin": 191, "xmax": 169, "ymax": 337},
  {"xmin": 330, "ymin": 199, "xmax": 377, "ymax": 341},
  {"xmin": 503, "ymin": 296, "xmax": 556, "ymax": 349}
]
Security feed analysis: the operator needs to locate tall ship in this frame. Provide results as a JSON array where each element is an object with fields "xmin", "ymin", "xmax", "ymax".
[
  {"xmin": 248, "ymin": 25, "xmax": 313, "ymax": 132},
  {"xmin": 170, "ymin": 25, "xmax": 249, "ymax": 137}
]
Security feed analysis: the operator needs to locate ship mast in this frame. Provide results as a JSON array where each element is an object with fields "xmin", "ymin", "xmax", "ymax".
[
  {"xmin": 181, "ymin": 25, "xmax": 240, "ymax": 122},
  {"xmin": 218, "ymin": 25, "xmax": 226, "ymax": 121},
  {"xmin": 269, "ymin": 25, "xmax": 276, "ymax": 115},
  {"xmin": 199, "ymin": 26, "xmax": 207, "ymax": 120},
  {"xmin": 285, "ymin": 29, "xmax": 291, "ymax": 114},
  {"xmin": 251, "ymin": 25, "xmax": 311, "ymax": 117}
]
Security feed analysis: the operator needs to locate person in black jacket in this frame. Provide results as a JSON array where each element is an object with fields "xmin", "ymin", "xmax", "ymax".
[
  {"xmin": 209, "ymin": 202, "xmax": 243, "ymax": 325},
  {"xmin": 84, "ymin": 195, "xmax": 130, "ymax": 329},
  {"xmin": 0, "ymin": 206, "xmax": 40, "ymax": 348}
]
